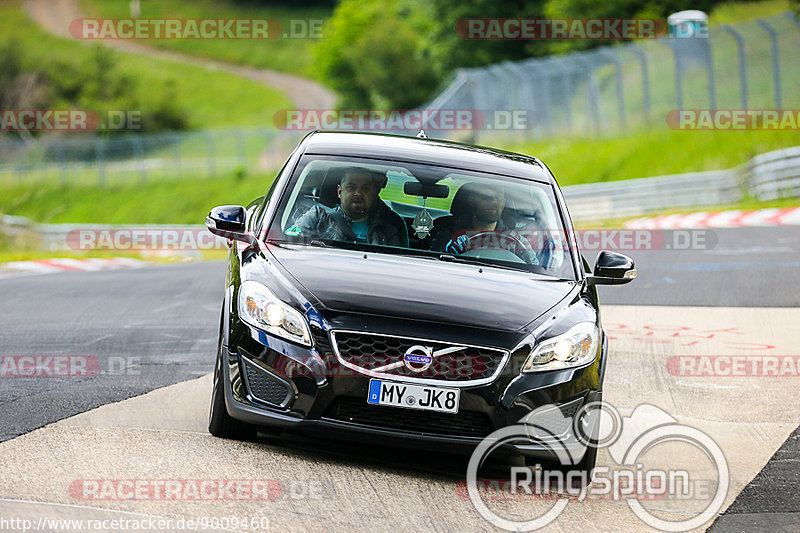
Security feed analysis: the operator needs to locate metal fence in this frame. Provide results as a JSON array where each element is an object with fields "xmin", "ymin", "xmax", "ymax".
[
  {"xmin": 0, "ymin": 127, "xmax": 303, "ymax": 186},
  {"xmin": 2, "ymin": 12, "xmax": 798, "ymax": 188},
  {"xmin": 418, "ymin": 12, "xmax": 800, "ymax": 143}
]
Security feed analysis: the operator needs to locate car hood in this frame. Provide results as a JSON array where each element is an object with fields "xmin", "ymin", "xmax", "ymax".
[{"xmin": 269, "ymin": 245, "xmax": 575, "ymax": 332}]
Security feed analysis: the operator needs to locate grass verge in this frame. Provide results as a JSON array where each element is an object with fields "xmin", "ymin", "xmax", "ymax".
[
  {"xmin": 0, "ymin": 173, "xmax": 274, "ymax": 225},
  {"xmin": 79, "ymin": 0, "xmax": 332, "ymax": 79},
  {"xmin": 505, "ymin": 128, "xmax": 800, "ymax": 186},
  {"xmin": 1, "ymin": 1, "xmax": 291, "ymax": 129}
]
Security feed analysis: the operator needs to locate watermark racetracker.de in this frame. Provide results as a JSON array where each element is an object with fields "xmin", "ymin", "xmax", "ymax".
[
  {"xmin": 455, "ymin": 18, "xmax": 668, "ymax": 40},
  {"xmin": 273, "ymin": 108, "xmax": 537, "ymax": 132},
  {"xmin": 0, "ymin": 109, "xmax": 142, "ymax": 132},
  {"xmin": 0, "ymin": 355, "xmax": 143, "ymax": 377},
  {"xmin": 465, "ymin": 402, "xmax": 729, "ymax": 531},
  {"xmin": 666, "ymin": 109, "xmax": 800, "ymax": 130},
  {"xmin": 65, "ymin": 227, "xmax": 716, "ymax": 253},
  {"xmin": 69, "ymin": 18, "xmax": 323, "ymax": 40}
]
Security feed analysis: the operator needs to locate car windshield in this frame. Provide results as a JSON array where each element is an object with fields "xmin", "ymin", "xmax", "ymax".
[{"xmin": 266, "ymin": 155, "xmax": 576, "ymax": 279}]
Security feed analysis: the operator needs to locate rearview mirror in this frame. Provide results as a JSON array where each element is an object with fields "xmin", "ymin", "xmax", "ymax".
[
  {"xmin": 586, "ymin": 251, "xmax": 637, "ymax": 286},
  {"xmin": 403, "ymin": 182, "xmax": 450, "ymax": 198},
  {"xmin": 206, "ymin": 205, "xmax": 255, "ymax": 245}
]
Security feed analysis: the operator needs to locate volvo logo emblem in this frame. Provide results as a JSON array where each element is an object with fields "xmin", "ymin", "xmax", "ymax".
[
  {"xmin": 402, "ymin": 344, "xmax": 469, "ymax": 373},
  {"xmin": 403, "ymin": 345, "xmax": 434, "ymax": 372}
]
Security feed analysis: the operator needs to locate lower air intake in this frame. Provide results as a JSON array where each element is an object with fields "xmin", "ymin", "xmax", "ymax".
[{"xmin": 241, "ymin": 357, "xmax": 293, "ymax": 408}]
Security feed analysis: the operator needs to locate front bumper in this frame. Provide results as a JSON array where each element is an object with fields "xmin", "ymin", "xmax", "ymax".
[{"xmin": 222, "ymin": 324, "xmax": 605, "ymax": 460}]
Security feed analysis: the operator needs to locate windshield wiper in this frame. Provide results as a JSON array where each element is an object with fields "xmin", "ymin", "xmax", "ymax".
[
  {"xmin": 436, "ymin": 253, "xmax": 523, "ymax": 272},
  {"xmin": 438, "ymin": 254, "xmax": 570, "ymax": 279}
]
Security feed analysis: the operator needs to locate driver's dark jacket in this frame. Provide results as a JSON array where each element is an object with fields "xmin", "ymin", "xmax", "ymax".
[{"xmin": 290, "ymin": 204, "xmax": 403, "ymax": 246}]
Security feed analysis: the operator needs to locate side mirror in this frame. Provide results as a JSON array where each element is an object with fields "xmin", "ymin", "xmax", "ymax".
[
  {"xmin": 586, "ymin": 251, "xmax": 637, "ymax": 286},
  {"xmin": 206, "ymin": 205, "xmax": 255, "ymax": 245}
]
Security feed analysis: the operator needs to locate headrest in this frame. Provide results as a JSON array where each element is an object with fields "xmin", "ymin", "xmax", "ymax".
[{"xmin": 450, "ymin": 182, "xmax": 483, "ymax": 218}]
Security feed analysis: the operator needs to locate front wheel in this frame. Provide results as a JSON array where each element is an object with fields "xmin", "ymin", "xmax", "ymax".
[
  {"xmin": 208, "ymin": 330, "xmax": 255, "ymax": 440},
  {"xmin": 525, "ymin": 401, "xmax": 601, "ymax": 488},
  {"xmin": 525, "ymin": 440, "xmax": 597, "ymax": 489}
]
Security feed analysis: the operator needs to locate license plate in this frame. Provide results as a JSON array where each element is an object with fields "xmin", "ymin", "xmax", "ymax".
[{"xmin": 367, "ymin": 379, "xmax": 460, "ymax": 414}]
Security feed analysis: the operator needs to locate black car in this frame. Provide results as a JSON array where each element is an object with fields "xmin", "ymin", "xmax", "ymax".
[{"xmin": 205, "ymin": 131, "xmax": 635, "ymax": 475}]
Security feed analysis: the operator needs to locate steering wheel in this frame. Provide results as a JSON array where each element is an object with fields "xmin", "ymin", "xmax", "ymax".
[{"xmin": 466, "ymin": 230, "xmax": 528, "ymax": 252}]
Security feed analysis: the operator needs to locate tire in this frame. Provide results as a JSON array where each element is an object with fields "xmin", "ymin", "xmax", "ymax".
[
  {"xmin": 208, "ymin": 327, "xmax": 255, "ymax": 440},
  {"xmin": 524, "ymin": 403, "xmax": 601, "ymax": 489},
  {"xmin": 525, "ymin": 441, "xmax": 597, "ymax": 489}
]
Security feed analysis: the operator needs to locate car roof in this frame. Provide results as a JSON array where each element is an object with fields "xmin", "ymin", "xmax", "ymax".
[{"xmin": 300, "ymin": 131, "xmax": 554, "ymax": 184}]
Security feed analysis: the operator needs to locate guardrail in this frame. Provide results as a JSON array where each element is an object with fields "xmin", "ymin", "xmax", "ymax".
[
  {"xmin": 0, "ymin": 215, "xmax": 220, "ymax": 253},
  {"xmin": 2, "ymin": 146, "xmax": 798, "ymax": 233},
  {"xmin": 563, "ymin": 145, "xmax": 800, "ymax": 221},
  {"xmin": 744, "ymin": 145, "xmax": 800, "ymax": 200}
]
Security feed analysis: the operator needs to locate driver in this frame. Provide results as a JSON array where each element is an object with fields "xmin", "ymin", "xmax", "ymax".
[
  {"xmin": 430, "ymin": 183, "xmax": 538, "ymax": 264},
  {"xmin": 285, "ymin": 167, "xmax": 405, "ymax": 246}
]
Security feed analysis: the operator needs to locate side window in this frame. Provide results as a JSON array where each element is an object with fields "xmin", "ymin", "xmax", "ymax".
[{"xmin": 254, "ymin": 156, "xmax": 295, "ymax": 235}]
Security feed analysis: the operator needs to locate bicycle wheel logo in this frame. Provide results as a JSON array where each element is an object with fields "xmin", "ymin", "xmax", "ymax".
[{"xmin": 465, "ymin": 402, "xmax": 729, "ymax": 532}]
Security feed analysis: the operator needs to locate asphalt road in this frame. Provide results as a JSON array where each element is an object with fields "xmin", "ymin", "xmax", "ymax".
[
  {"xmin": 0, "ymin": 261, "xmax": 225, "ymax": 441},
  {"xmin": 0, "ymin": 226, "xmax": 797, "ymax": 531},
  {"xmin": 1, "ymin": 226, "xmax": 798, "ymax": 441},
  {"xmin": 595, "ymin": 226, "xmax": 800, "ymax": 307}
]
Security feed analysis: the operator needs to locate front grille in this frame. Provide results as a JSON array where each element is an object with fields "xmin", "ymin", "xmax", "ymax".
[
  {"xmin": 331, "ymin": 331, "xmax": 507, "ymax": 383},
  {"xmin": 241, "ymin": 357, "xmax": 293, "ymax": 408},
  {"xmin": 325, "ymin": 397, "xmax": 492, "ymax": 438}
]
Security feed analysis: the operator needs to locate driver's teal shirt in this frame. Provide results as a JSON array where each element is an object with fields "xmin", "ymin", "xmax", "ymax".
[{"xmin": 351, "ymin": 220, "xmax": 369, "ymax": 243}]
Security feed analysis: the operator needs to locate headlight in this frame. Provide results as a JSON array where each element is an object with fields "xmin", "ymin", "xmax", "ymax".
[
  {"xmin": 522, "ymin": 322, "xmax": 600, "ymax": 372},
  {"xmin": 238, "ymin": 281, "xmax": 311, "ymax": 346}
]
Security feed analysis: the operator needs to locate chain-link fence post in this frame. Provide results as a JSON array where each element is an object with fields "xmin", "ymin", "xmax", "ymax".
[
  {"xmin": 234, "ymin": 128, "xmax": 246, "ymax": 170},
  {"xmin": 131, "ymin": 134, "xmax": 146, "ymax": 183},
  {"xmin": 545, "ymin": 57, "xmax": 572, "ymax": 133},
  {"xmin": 628, "ymin": 44, "xmax": 651, "ymax": 124},
  {"xmin": 721, "ymin": 25, "xmax": 748, "ymax": 109},
  {"xmin": 204, "ymin": 130, "xmax": 215, "ymax": 178},
  {"xmin": 522, "ymin": 58, "xmax": 553, "ymax": 137},
  {"xmin": 757, "ymin": 19, "xmax": 781, "ymax": 108},
  {"xmin": 172, "ymin": 132, "xmax": 183, "ymax": 180},
  {"xmin": 56, "ymin": 139, "xmax": 67, "ymax": 186},
  {"xmin": 571, "ymin": 54, "xmax": 601, "ymax": 134},
  {"xmin": 600, "ymin": 48, "xmax": 626, "ymax": 127},
  {"xmin": 662, "ymin": 40, "xmax": 683, "ymax": 110},
  {"xmin": 95, "ymin": 137, "xmax": 106, "ymax": 187}
]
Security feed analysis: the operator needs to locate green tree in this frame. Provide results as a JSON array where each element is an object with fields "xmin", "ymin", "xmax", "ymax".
[
  {"xmin": 428, "ymin": 0, "xmax": 549, "ymax": 72},
  {"xmin": 314, "ymin": 0, "xmax": 442, "ymax": 109},
  {"xmin": 544, "ymin": 0, "xmax": 729, "ymax": 52}
]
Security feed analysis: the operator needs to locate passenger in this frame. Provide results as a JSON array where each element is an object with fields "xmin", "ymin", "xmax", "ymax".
[{"xmin": 285, "ymin": 167, "xmax": 405, "ymax": 247}]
